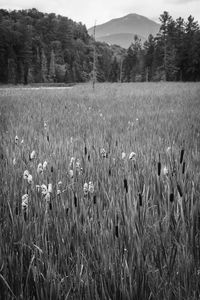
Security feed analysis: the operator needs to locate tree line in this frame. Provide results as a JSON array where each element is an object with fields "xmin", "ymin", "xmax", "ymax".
[
  {"xmin": 0, "ymin": 9, "xmax": 199, "ymax": 84},
  {"xmin": 120, "ymin": 12, "xmax": 200, "ymax": 82}
]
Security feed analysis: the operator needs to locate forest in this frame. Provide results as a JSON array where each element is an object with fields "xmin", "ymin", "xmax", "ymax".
[{"xmin": 0, "ymin": 8, "xmax": 200, "ymax": 84}]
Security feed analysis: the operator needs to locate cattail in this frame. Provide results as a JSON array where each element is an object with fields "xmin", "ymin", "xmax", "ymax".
[
  {"xmin": 74, "ymin": 195, "xmax": 77, "ymax": 207},
  {"xmin": 47, "ymin": 135, "xmax": 49, "ymax": 142},
  {"xmin": 84, "ymin": 146, "xmax": 87, "ymax": 156},
  {"xmin": 139, "ymin": 193, "xmax": 142, "ymax": 206},
  {"xmin": 115, "ymin": 225, "xmax": 119, "ymax": 238},
  {"xmin": 51, "ymin": 166, "xmax": 53, "ymax": 173},
  {"xmin": 158, "ymin": 161, "xmax": 161, "ymax": 176},
  {"xmin": 49, "ymin": 202, "xmax": 52, "ymax": 210},
  {"xmin": 177, "ymin": 184, "xmax": 183, "ymax": 197},
  {"xmin": 180, "ymin": 149, "xmax": 184, "ymax": 164},
  {"xmin": 115, "ymin": 140, "xmax": 118, "ymax": 147},
  {"xmin": 124, "ymin": 178, "xmax": 128, "ymax": 193},
  {"xmin": 182, "ymin": 162, "xmax": 186, "ymax": 174},
  {"xmin": 93, "ymin": 195, "xmax": 96, "ymax": 204},
  {"xmin": 108, "ymin": 168, "xmax": 111, "ymax": 176},
  {"xmin": 88, "ymin": 154, "xmax": 91, "ymax": 162},
  {"xmin": 1, "ymin": 154, "xmax": 3, "ymax": 160},
  {"xmin": 170, "ymin": 193, "xmax": 174, "ymax": 202}
]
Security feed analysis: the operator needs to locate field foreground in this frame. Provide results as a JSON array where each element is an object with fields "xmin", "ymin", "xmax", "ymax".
[{"xmin": 0, "ymin": 83, "xmax": 200, "ymax": 299}]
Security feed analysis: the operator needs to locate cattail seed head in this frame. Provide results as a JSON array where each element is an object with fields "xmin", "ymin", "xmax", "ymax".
[
  {"xmin": 177, "ymin": 184, "xmax": 183, "ymax": 197},
  {"xmin": 139, "ymin": 193, "xmax": 142, "ymax": 206},
  {"xmin": 158, "ymin": 162, "xmax": 161, "ymax": 176},
  {"xmin": 170, "ymin": 193, "xmax": 174, "ymax": 202},
  {"xmin": 84, "ymin": 146, "xmax": 87, "ymax": 156},
  {"xmin": 124, "ymin": 178, "xmax": 128, "ymax": 193},
  {"xmin": 74, "ymin": 195, "xmax": 77, "ymax": 207},
  {"xmin": 115, "ymin": 225, "xmax": 119, "ymax": 238},
  {"xmin": 182, "ymin": 162, "xmax": 186, "ymax": 174},
  {"xmin": 180, "ymin": 149, "xmax": 184, "ymax": 164}
]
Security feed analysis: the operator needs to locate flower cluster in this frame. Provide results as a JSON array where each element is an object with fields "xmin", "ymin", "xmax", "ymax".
[
  {"xmin": 83, "ymin": 181, "xmax": 94, "ymax": 196},
  {"xmin": 23, "ymin": 170, "xmax": 33, "ymax": 184}
]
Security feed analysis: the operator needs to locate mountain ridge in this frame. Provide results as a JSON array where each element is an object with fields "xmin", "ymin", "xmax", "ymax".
[{"xmin": 88, "ymin": 13, "xmax": 160, "ymax": 48}]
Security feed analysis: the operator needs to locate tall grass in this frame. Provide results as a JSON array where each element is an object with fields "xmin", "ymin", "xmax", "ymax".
[{"xmin": 0, "ymin": 82, "xmax": 200, "ymax": 299}]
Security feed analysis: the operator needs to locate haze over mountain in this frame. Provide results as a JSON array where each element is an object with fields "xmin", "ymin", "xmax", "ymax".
[{"xmin": 88, "ymin": 13, "xmax": 160, "ymax": 48}]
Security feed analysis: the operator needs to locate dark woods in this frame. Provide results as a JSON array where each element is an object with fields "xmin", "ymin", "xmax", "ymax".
[{"xmin": 0, "ymin": 9, "xmax": 200, "ymax": 84}]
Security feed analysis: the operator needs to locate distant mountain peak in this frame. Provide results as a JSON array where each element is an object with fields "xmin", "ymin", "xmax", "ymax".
[{"xmin": 88, "ymin": 13, "xmax": 160, "ymax": 48}]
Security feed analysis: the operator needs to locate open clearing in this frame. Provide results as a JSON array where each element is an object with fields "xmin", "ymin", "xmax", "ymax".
[{"xmin": 0, "ymin": 82, "xmax": 200, "ymax": 299}]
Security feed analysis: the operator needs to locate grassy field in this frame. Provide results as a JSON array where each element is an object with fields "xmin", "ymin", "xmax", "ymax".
[{"xmin": 0, "ymin": 82, "xmax": 200, "ymax": 299}]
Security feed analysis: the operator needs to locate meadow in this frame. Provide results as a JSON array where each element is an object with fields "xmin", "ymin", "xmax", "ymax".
[{"xmin": 0, "ymin": 82, "xmax": 200, "ymax": 300}]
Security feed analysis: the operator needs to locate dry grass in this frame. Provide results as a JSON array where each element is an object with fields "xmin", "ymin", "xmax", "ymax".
[{"xmin": 0, "ymin": 82, "xmax": 200, "ymax": 299}]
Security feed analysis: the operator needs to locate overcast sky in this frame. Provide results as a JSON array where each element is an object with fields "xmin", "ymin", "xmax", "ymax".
[{"xmin": 1, "ymin": 0, "xmax": 200, "ymax": 28}]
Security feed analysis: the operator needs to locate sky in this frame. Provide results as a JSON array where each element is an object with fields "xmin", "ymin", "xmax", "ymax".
[{"xmin": 0, "ymin": 0, "xmax": 200, "ymax": 28}]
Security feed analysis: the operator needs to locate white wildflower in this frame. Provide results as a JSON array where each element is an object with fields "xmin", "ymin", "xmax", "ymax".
[
  {"xmin": 48, "ymin": 183, "xmax": 52, "ymax": 193},
  {"xmin": 43, "ymin": 161, "xmax": 48, "ymax": 170},
  {"xmin": 166, "ymin": 147, "xmax": 171, "ymax": 153},
  {"xmin": 100, "ymin": 148, "xmax": 107, "ymax": 158},
  {"xmin": 27, "ymin": 174, "xmax": 33, "ymax": 184},
  {"xmin": 37, "ymin": 163, "xmax": 43, "ymax": 175},
  {"xmin": 122, "ymin": 152, "xmax": 126, "ymax": 159},
  {"xmin": 83, "ymin": 182, "xmax": 88, "ymax": 195},
  {"xmin": 69, "ymin": 157, "xmax": 75, "ymax": 169},
  {"xmin": 23, "ymin": 170, "xmax": 29, "ymax": 180},
  {"xmin": 88, "ymin": 181, "xmax": 94, "ymax": 194},
  {"xmin": 163, "ymin": 166, "xmax": 169, "ymax": 176},
  {"xmin": 22, "ymin": 194, "xmax": 29, "ymax": 210},
  {"xmin": 21, "ymin": 139, "xmax": 24, "ymax": 144},
  {"xmin": 69, "ymin": 169, "xmax": 74, "ymax": 178},
  {"xmin": 15, "ymin": 135, "xmax": 19, "ymax": 145},
  {"xmin": 30, "ymin": 150, "xmax": 36, "ymax": 160},
  {"xmin": 57, "ymin": 189, "xmax": 61, "ymax": 195},
  {"xmin": 13, "ymin": 158, "xmax": 16, "ymax": 165},
  {"xmin": 58, "ymin": 181, "xmax": 62, "ymax": 187},
  {"xmin": 45, "ymin": 192, "xmax": 50, "ymax": 203},
  {"xmin": 129, "ymin": 152, "xmax": 136, "ymax": 160},
  {"xmin": 44, "ymin": 122, "xmax": 47, "ymax": 130},
  {"xmin": 36, "ymin": 185, "xmax": 40, "ymax": 192},
  {"xmin": 41, "ymin": 184, "xmax": 48, "ymax": 195}
]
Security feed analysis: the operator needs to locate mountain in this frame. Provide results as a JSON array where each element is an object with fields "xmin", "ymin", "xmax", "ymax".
[{"xmin": 88, "ymin": 13, "xmax": 160, "ymax": 48}]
